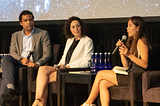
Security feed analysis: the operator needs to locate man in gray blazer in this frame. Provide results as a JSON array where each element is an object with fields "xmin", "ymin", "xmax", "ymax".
[{"xmin": 0, "ymin": 10, "xmax": 52, "ymax": 105}]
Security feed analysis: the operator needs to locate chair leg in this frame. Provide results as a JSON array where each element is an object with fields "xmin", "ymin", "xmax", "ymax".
[
  {"xmin": 57, "ymin": 93, "xmax": 61, "ymax": 106},
  {"xmin": 130, "ymin": 100, "xmax": 135, "ymax": 106},
  {"xmin": 28, "ymin": 92, "xmax": 32, "ymax": 106},
  {"xmin": 73, "ymin": 94, "xmax": 76, "ymax": 106},
  {"xmin": 124, "ymin": 101, "xmax": 129, "ymax": 106},
  {"xmin": 19, "ymin": 94, "xmax": 22, "ymax": 106},
  {"xmin": 19, "ymin": 93, "xmax": 28, "ymax": 106},
  {"xmin": 49, "ymin": 93, "xmax": 61, "ymax": 106},
  {"xmin": 143, "ymin": 102, "xmax": 149, "ymax": 106},
  {"xmin": 49, "ymin": 94, "xmax": 53, "ymax": 106}
]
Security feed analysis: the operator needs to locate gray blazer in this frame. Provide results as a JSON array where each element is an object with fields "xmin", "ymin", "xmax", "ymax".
[{"xmin": 9, "ymin": 27, "xmax": 52, "ymax": 65}]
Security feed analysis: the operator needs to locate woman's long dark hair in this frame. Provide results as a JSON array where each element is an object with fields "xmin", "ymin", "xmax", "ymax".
[
  {"xmin": 63, "ymin": 16, "xmax": 86, "ymax": 39},
  {"xmin": 126, "ymin": 16, "xmax": 151, "ymax": 57}
]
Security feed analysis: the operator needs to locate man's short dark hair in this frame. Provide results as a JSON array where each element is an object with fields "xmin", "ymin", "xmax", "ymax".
[{"xmin": 19, "ymin": 10, "xmax": 34, "ymax": 22}]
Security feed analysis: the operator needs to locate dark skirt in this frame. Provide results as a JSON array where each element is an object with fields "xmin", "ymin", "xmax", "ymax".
[{"xmin": 116, "ymin": 62, "xmax": 145, "ymax": 86}]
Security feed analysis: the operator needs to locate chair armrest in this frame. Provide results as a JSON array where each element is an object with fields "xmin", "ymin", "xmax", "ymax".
[
  {"xmin": 48, "ymin": 68, "xmax": 61, "ymax": 94},
  {"xmin": 19, "ymin": 67, "xmax": 39, "ymax": 92},
  {"xmin": 128, "ymin": 71, "xmax": 143, "ymax": 100},
  {"xmin": 19, "ymin": 67, "xmax": 28, "ymax": 92},
  {"xmin": 142, "ymin": 71, "xmax": 160, "ymax": 95},
  {"xmin": 27, "ymin": 67, "xmax": 39, "ymax": 91}
]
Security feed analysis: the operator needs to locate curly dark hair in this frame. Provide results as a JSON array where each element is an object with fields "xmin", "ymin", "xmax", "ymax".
[{"xmin": 63, "ymin": 16, "xmax": 86, "ymax": 39}]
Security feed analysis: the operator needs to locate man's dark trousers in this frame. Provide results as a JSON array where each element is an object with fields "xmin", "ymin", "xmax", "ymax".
[{"xmin": 0, "ymin": 55, "xmax": 26, "ymax": 104}]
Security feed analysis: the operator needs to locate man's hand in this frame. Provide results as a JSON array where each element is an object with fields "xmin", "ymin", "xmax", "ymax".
[
  {"xmin": 21, "ymin": 58, "xmax": 29, "ymax": 65},
  {"xmin": 21, "ymin": 58, "xmax": 40, "ymax": 67},
  {"xmin": 27, "ymin": 61, "xmax": 36, "ymax": 67}
]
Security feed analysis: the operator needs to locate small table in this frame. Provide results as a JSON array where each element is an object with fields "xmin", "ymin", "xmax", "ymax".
[{"xmin": 61, "ymin": 72, "xmax": 96, "ymax": 106}]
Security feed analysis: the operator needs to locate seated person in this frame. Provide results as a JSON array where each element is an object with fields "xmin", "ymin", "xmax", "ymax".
[
  {"xmin": 0, "ymin": 10, "xmax": 52, "ymax": 106},
  {"xmin": 81, "ymin": 16, "xmax": 151, "ymax": 106},
  {"xmin": 32, "ymin": 16, "xmax": 94, "ymax": 106}
]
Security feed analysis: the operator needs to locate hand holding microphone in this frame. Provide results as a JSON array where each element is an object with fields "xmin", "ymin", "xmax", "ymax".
[
  {"xmin": 112, "ymin": 35, "xmax": 127, "ymax": 54},
  {"xmin": 119, "ymin": 44, "xmax": 130, "ymax": 57},
  {"xmin": 21, "ymin": 50, "xmax": 34, "ymax": 66}
]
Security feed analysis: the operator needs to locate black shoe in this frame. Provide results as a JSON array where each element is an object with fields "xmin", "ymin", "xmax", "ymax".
[{"xmin": 1, "ymin": 89, "xmax": 19, "ymax": 101}]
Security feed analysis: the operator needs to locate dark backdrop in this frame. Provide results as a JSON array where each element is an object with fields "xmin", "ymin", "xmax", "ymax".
[{"xmin": 0, "ymin": 17, "xmax": 160, "ymax": 67}]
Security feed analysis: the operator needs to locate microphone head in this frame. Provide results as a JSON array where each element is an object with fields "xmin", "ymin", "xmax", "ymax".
[{"xmin": 122, "ymin": 35, "xmax": 127, "ymax": 40}]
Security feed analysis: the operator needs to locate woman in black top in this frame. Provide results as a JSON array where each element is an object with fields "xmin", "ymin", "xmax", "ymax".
[{"xmin": 81, "ymin": 16, "xmax": 151, "ymax": 106}]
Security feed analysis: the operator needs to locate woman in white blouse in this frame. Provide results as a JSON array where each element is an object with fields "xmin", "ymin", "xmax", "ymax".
[{"xmin": 32, "ymin": 16, "xmax": 94, "ymax": 106}]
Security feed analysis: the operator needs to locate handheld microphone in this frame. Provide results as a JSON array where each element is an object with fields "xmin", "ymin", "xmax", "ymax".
[
  {"xmin": 112, "ymin": 35, "xmax": 127, "ymax": 54},
  {"xmin": 27, "ymin": 50, "xmax": 34, "ymax": 60}
]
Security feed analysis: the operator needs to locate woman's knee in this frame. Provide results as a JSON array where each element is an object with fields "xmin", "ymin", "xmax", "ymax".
[
  {"xmin": 38, "ymin": 66, "xmax": 55, "ymax": 75},
  {"xmin": 100, "ymin": 80, "xmax": 109, "ymax": 88},
  {"xmin": 38, "ymin": 66, "xmax": 47, "ymax": 74},
  {"xmin": 96, "ymin": 70, "xmax": 107, "ymax": 79},
  {"xmin": 100, "ymin": 80, "xmax": 114, "ymax": 89}
]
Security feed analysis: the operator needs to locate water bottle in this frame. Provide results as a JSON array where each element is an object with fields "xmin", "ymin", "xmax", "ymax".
[
  {"xmin": 107, "ymin": 52, "xmax": 112, "ymax": 70},
  {"xmin": 103, "ymin": 52, "xmax": 108, "ymax": 70},
  {"xmin": 90, "ymin": 53, "xmax": 96, "ymax": 73},
  {"xmin": 98, "ymin": 52, "xmax": 103, "ymax": 71},
  {"xmin": 94, "ymin": 52, "xmax": 98, "ymax": 73}
]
